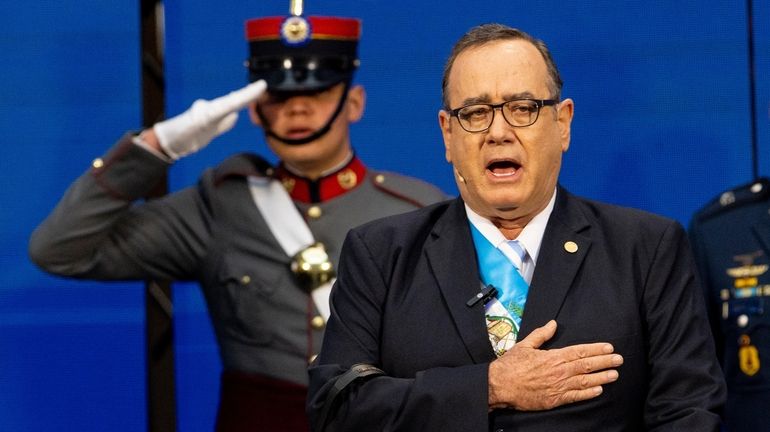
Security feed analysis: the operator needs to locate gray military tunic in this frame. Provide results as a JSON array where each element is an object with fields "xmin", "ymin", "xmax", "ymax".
[{"xmin": 29, "ymin": 133, "xmax": 447, "ymax": 389}]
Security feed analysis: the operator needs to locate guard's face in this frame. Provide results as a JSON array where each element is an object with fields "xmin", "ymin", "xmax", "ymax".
[
  {"xmin": 439, "ymin": 39, "xmax": 573, "ymax": 225},
  {"xmin": 250, "ymin": 83, "xmax": 365, "ymax": 177}
]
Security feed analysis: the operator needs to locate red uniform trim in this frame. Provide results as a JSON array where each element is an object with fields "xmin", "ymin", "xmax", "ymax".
[
  {"xmin": 245, "ymin": 16, "xmax": 283, "ymax": 40},
  {"xmin": 309, "ymin": 16, "xmax": 361, "ymax": 39},
  {"xmin": 371, "ymin": 175, "xmax": 428, "ymax": 208},
  {"xmin": 245, "ymin": 16, "xmax": 360, "ymax": 41},
  {"xmin": 275, "ymin": 156, "xmax": 367, "ymax": 204}
]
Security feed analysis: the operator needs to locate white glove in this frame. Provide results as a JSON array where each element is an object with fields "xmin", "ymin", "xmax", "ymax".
[{"xmin": 154, "ymin": 80, "xmax": 267, "ymax": 159}]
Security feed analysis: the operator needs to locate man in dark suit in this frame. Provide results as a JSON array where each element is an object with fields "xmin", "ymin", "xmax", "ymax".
[{"xmin": 307, "ymin": 24, "xmax": 726, "ymax": 431}]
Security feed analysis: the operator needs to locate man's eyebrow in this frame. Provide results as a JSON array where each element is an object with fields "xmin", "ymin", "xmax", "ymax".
[
  {"xmin": 457, "ymin": 91, "xmax": 538, "ymax": 107},
  {"xmin": 458, "ymin": 94, "xmax": 491, "ymax": 107},
  {"xmin": 502, "ymin": 91, "xmax": 536, "ymax": 100}
]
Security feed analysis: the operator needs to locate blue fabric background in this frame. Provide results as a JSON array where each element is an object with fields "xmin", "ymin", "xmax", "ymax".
[{"xmin": 2, "ymin": 1, "xmax": 768, "ymax": 430}]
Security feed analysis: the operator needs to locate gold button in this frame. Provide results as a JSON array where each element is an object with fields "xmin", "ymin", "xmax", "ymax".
[
  {"xmin": 375, "ymin": 174, "xmax": 385, "ymax": 184},
  {"xmin": 310, "ymin": 315, "xmax": 325, "ymax": 330},
  {"xmin": 240, "ymin": 275, "xmax": 251, "ymax": 285},
  {"xmin": 307, "ymin": 206, "xmax": 322, "ymax": 219},
  {"xmin": 92, "ymin": 158, "xmax": 104, "ymax": 168},
  {"xmin": 720, "ymin": 289, "xmax": 730, "ymax": 301},
  {"xmin": 564, "ymin": 241, "xmax": 578, "ymax": 253},
  {"xmin": 308, "ymin": 354, "xmax": 318, "ymax": 364}
]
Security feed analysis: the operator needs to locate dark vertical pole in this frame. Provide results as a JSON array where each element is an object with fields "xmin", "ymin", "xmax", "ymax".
[
  {"xmin": 140, "ymin": 1, "xmax": 176, "ymax": 431},
  {"xmin": 746, "ymin": 0, "xmax": 759, "ymax": 180}
]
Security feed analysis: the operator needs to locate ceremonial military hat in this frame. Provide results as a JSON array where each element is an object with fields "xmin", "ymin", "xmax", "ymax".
[{"xmin": 245, "ymin": 1, "xmax": 361, "ymax": 92}]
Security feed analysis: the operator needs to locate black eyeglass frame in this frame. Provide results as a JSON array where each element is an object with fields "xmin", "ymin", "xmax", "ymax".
[{"xmin": 447, "ymin": 98, "xmax": 559, "ymax": 132}]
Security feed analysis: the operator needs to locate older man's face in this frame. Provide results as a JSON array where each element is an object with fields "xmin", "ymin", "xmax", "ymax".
[{"xmin": 439, "ymin": 39, "xmax": 573, "ymax": 226}]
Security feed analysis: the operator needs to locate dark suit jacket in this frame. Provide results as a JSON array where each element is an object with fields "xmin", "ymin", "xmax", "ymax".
[{"xmin": 308, "ymin": 187, "xmax": 725, "ymax": 432}]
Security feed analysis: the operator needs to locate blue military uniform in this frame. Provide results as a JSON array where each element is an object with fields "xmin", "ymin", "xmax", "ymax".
[{"xmin": 690, "ymin": 177, "xmax": 770, "ymax": 431}]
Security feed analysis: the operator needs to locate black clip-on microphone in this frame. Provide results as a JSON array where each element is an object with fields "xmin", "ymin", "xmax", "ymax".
[{"xmin": 466, "ymin": 284, "xmax": 498, "ymax": 307}]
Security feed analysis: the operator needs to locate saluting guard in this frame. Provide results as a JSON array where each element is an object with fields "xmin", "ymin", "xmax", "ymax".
[{"xmin": 28, "ymin": 1, "xmax": 446, "ymax": 430}]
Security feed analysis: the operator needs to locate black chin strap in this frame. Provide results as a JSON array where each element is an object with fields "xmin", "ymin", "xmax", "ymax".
[{"xmin": 257, "ymin": 81, "xmax": 352, "ymax": 146}]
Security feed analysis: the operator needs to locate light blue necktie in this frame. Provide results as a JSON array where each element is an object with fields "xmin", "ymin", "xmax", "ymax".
[{"xmin": 469, "ymin": 223, "xmax": 529, "ymax": 327}]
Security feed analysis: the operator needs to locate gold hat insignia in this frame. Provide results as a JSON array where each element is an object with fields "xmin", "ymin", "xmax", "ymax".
[{"xmin": 281, "ymin": 16, "xmax": 310, "ymax": 44}]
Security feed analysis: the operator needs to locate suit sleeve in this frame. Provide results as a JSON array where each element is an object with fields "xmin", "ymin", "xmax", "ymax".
[
  {"xmin": 307, "ymin": 228, "xmax": 490, "ymax": 432},
  {"xmin": 642, "ymin": 221, "xmax": 726, "ymax": 430},
  {"xmin": 28, "ymin": 134, "xmax": 210, "ymax": 281}
]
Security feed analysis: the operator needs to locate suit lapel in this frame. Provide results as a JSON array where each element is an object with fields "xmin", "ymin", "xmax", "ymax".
[
  {"xmin": 519, "ymin": 187, "xmax": 592, "ymax": 340},
  {"xmin": 425, "ymin": 199, "xmax": 496, "ymax": 363}
]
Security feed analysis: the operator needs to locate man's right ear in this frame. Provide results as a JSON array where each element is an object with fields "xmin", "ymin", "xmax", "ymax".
[
  {"xmin": 248, "ymin": 102, "xmax": 262, "ymax": 126},
  {"xmin": 438, "ymin": 110, "xmax": 453, "ymax": 163}
]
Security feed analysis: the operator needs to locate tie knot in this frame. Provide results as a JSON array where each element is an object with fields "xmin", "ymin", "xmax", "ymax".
[{"xmin": 507, "ymin": 240, "xmax": 527, "ymax": 263}]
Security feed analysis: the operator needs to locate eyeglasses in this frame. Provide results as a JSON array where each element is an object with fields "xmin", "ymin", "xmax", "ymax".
[{"xmin": 447, "ymin": 98, "xmax": 558, "ymax": 133}]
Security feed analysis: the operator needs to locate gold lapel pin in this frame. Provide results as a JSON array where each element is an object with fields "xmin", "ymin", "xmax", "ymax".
[{"xmin": 564, "ymin": 241, "xmax": 578, "ymax": 253}]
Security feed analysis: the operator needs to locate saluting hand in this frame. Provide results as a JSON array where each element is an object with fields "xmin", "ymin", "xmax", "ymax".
[
  {"xmin": 487, "ymin": 320, "xmax": 623, "ymax": 411},
  {"xmin": 152, "ymin": 79, "xmax": 267, "ymax": 159}
]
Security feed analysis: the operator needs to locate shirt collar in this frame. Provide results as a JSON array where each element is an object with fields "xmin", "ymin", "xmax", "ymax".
[{"xmin": 464, "ymin": 188, "xmax": 557, "ymax": 266}]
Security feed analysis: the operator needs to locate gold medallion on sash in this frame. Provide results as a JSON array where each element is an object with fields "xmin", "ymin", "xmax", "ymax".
[
  {"xmin": 738, "ymin": 334, "xmax": 760, "ymax": 376},
  {"xmin": 291, "ymin": 242, "xmax": 335, "ymax": 291}
]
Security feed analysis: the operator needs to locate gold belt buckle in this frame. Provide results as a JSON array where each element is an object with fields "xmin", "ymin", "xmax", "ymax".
[{"xmin": 290, "ymin": 242, "xmax": 335, "ymax": 291}]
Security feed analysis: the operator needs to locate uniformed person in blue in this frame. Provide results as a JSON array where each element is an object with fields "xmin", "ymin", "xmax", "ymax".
[
  {"xmin": 27, "ymin": 1, "xmax": 446, "ymax": 430},
  {"xmin": 690, "ymin": 177, "xmax": 770, "ymax": 431}
]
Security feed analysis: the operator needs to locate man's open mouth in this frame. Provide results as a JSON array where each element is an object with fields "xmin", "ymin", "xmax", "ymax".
[{"xmin": 487, "ymin": 159, "xmax": 521, "ymax": 177}]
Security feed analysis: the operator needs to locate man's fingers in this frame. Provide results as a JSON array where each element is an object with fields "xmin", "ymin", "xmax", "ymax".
[
  {"xmin": 568, "ymin": 369, "xmax": 620, "ymax": 390},
  {"xmin": 212, "ymin": 80, "xmax": 268, "ymax": 115},
  {"xmin": 555, "ymin": 345, "xmax": 623, "ymax": 378},
  {"xmin": 567, "ymin": 352, "xmax": 624, "ymax": 376},
  {"xmin": 557, "ymin": 342, "xmax": 616, "ymax": 363},
  {"xmin": 550, "ymin": 370, "xmax": 619, "ymax": 408},
  {"xmin": 517, "ymin": 320, "xmax": 557, "ymax": 349},
  {"xmin": 559, "ymin": 386, "xmax": 605, "ymax": 406}
]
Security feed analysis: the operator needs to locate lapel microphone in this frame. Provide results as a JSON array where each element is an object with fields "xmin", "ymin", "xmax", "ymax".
[{"xmin": 466, "ymin": 284, "xmax": 498, "ymax": 307}]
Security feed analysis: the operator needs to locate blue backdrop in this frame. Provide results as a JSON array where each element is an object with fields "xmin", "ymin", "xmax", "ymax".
[{"xmin": 2, "ymin": 1, "xmax": 768, "ymax": 430}]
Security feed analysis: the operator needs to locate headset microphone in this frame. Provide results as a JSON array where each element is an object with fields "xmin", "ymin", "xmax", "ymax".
[{"xmin": 454, "ymin": 168, "xmax": 467, "ymax": 184}]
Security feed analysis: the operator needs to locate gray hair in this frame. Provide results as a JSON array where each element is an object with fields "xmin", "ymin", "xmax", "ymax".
[{"xmin": 441, "ymin": 23, "xmax": 563, "ymax": 109}]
